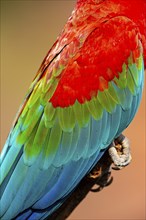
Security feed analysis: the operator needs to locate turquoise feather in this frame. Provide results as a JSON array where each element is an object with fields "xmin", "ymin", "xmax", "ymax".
[{"xmin": 0, "ymin": 14, "xmax": 145, "ymax": 220}]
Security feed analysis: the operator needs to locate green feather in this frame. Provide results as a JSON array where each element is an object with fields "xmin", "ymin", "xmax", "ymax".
[
  {"xmin": 40, "ymin": 129, "xmax": 51, "ymax": 169},
  {"xmin": 23, "ymin": 99, "xmax": 43, "ymax": 128},
  {"xmin": 82, "ymin": 103, "xmax": 90, "ymax": 124},
  {"xmin": 41, "ymin": 118, "xmax": 62, "ymax": 169},
  {"xmin": 44, "ymin": 118, "xmax": 62, "ymax": 159},
  {"xmin": 114, "ymin": 63, "xmax": 127, "ymax": 89},
  {"xmin": 44, "ymin": 102, "xmax": 56, "ymax": 125},
  {"xmin": 137, "ymin": 54, "xmax": 143, "ymax": 70},
  {"xmin": 17, "ymin": 107, "xmax": 43, "ymax": 145},
  {"xmin": 97, "ymin": 90, "xmax": 116, "ymax": 113},
  {"xmin": 52, "ymin": 64, "xmax": 65, "ymax": 77},
  {"xmin": 127, "ymin": 68, "xmax": 136, "ymax": 94},
  {"xmin": 58, "ymin": 106, "xmax": 75, "ymax": 132},
  {"xmin": 27, "ymin": 82, "xmax": 42, "ymax": 108},
  {"xmin": 87, "ymin": 97, "xmax": 102, "ymax": 120},
  {"xmin": 42, "ymin": 77, "xmax": 59, "ymax": 102},
  {"xmin": 20, "ymin": 104, "xmax": 29, "ymax": 119},
  {"xmin": 31, "ymin": 115, "xmax": 48, "ymax": 157},
  {"xmin": 73, "ymin": 101, "xmax": 86, "ymax": 127},
  {"xmin": 128, "ymin": 63, "xmax": 139, "ymax": 87},
  {"xmin": 24, "ymin": 122, "xmax": 39, "ymax": 164},
  {"xmin": 93, "ymin": 98, "xmax": 103, "ymax": 120},
  {"xmin": 108, "ymin": 82, "xmax": 120, "ymax": 104}
]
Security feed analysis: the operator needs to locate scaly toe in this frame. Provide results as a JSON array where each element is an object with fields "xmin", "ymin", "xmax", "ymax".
[{"xmin": 108, "ymin": 134, "xmax": 132, "ymax": 170}]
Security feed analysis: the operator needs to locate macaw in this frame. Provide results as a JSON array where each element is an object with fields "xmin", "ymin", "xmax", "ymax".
[{"xmin": 0, "ymin": 0, "xmax": 146, "ymax": 219}]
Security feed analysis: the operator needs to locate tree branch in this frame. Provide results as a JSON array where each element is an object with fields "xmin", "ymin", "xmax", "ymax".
[{"xmin": 47, "ymin": 150, "xmax": 114, "ymax": 220}]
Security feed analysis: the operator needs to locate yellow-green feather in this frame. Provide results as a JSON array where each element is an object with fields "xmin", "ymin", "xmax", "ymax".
[{"xmin": 16, "ymin": 52, "xmax": 143, "ymax": 165}]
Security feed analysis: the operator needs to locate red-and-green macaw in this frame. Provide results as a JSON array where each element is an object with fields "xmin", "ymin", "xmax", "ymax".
[{"xmin": 0, "ymin": 0, "xmax": 146, "ymax": 219}]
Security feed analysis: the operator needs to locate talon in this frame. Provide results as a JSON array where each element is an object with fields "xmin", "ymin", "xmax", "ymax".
[
  {"xmin": 90, "ymin": 185, "xmax": 103, "ymax": 192},
  {"xmin": 105, "ymin": 176, "xmax": 113, "ymax": 186},
  {"xmin": 112, "ymin": 165, "xmax": 124, "ymax": 170},
  {"xmin": 108, "ymin": 134, "xmax": 132, "ymax": 169},
  {"xmin": 90, "ymin": 172, "xmax": 113, "ymax": 192},
  {"xmin": 88, "ymin": 166, "xmax": 102, "ymax": 179}
]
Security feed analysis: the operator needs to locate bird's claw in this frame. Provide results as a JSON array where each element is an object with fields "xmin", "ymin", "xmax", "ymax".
[
  {"xmin": 88, "ymin": 167, "xmax": 102, "ymax": 179},
  {"xmin": 90, "ymin": 172, "xmax": 113, "ymax": 192},
  {"xmin": 108, "ymin": 134, "xmax": 132, "ymax": 170}
]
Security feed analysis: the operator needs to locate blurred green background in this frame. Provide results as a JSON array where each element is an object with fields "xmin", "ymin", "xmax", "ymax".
[{"xmin": 1, "ymin": 1, "xmax": 145, "ymax": 219}]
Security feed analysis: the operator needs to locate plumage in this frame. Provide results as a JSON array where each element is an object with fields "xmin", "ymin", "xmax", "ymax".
[{"xmin": 0, "ymin": 0, "xmax": 146, "ymax": 219}]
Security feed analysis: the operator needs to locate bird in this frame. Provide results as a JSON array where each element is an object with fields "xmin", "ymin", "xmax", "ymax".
[{"xmin": 0, "ymin": 0, "xmax": 146, "ymax": 219}]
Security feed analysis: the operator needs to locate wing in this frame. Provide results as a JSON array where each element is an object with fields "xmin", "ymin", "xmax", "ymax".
[{"xmin": 0, "ymin": 14, "xmax": 144, "ymax": 220}]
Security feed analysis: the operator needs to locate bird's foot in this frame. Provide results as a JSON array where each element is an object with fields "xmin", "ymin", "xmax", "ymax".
[
  {"xmin": 88, "ymin": 167, "xmax": 102, "ymax": 179},
  {"xmin": 90, "ymin": 171, "xmax": 113, "ymax": 192},
  {"xmin": 88, "ymin": 155, "xmax": 113, "ymax": 192},
  {"xmin": 108, "ymin": 134, "xmax": 132, "ymax": 170}
]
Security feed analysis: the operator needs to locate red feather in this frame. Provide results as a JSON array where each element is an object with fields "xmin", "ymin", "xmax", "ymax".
[{"xmin": 49, "ymin": 0, "xmax": 146, "ymax": 107}]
